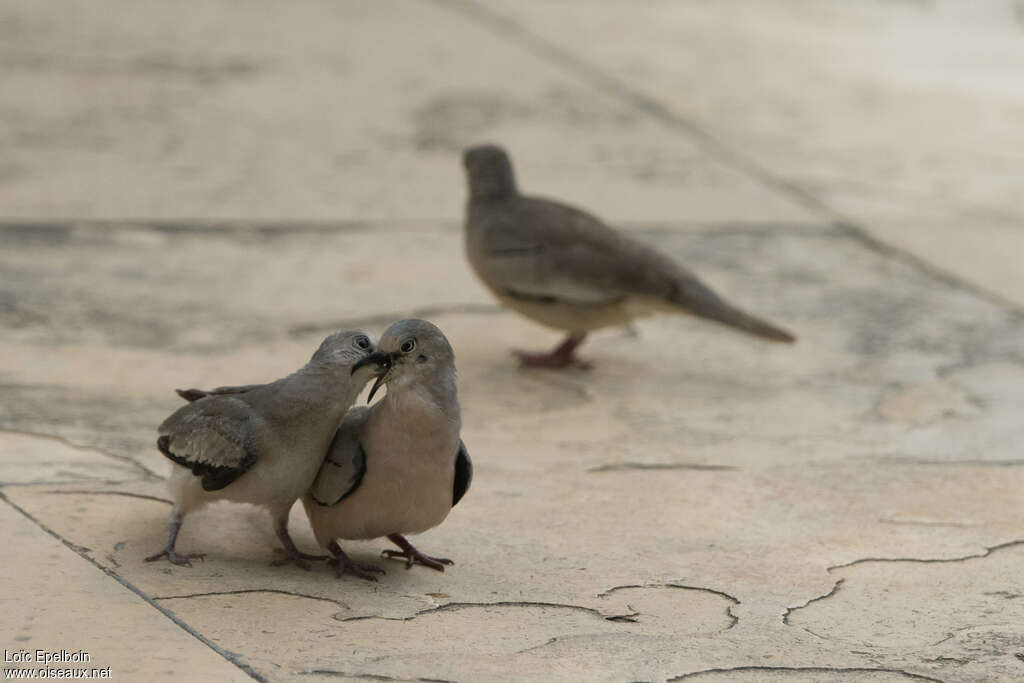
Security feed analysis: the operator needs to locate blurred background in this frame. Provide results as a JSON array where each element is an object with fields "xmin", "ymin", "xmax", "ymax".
[{"xmin": 2, "ymin": 0, "xmax": 1022, "ymax": 304}]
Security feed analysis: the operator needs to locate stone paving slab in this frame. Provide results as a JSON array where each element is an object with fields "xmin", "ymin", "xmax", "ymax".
[
  {"xmin": 2, "ymin": 219, "xmax": 1023, "ymax": 681},
  {"xmin": 0, "ymin": 0, "xmax": 813, "ymax": 224},
  {"xmin": 3, "ymin": 1, "xmax": 1024, "ymax": 681},
  {"xmin": 0, "ymin": 499, "xmax": 253, "ymax": 682}
]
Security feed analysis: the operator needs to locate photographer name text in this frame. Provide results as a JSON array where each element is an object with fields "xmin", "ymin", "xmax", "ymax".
[{"xmin": 4, "ymin": 651, "xmax": 91, "ymax": 665}]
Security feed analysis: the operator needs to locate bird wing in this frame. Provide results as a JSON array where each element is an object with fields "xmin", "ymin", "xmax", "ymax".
[
  {"xmin": 475, "ymin": 196, "xmax": 679, "ymax": 305},
  {"xmin": 452, "ymin": 440, "xmax": 472, "ymax": 507},
  {"xmin": 176, "ymin": 384, "xmax": 267, "ymax": 403},
  {"xmin": 157, "ymin": 396, "xmax": 261, "ymax": 491},
  {"xmin": 308, "ymin": 407, "xmax": 369, "ymax": 507},
  {"xmin": 475, "ymin": 196, "xmax": 797, "ymax": 342}
]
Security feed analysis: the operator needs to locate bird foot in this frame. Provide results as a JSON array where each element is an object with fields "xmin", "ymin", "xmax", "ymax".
[
  {"xmin": 382, "ymin": 548, "xmax": 454, "ymax": 572},
  {"xmin": 145, "ymin": 548, "xmax": 206, "ymax": 567},
  {"xmin": 512, "ymin": 349, "xmax": 592, "ymax": 371},
  {"xmin": 326, "ymin": 540, "xmax": 384, "ymax": 581},
  {"xmin": 271, "ymin": 548, "xmax": 326, "ymax": 570},
  {"xmin": 273, "ymin": 547, "xmax": 328, "ymax": 561},
  {"xmin": 328, "ymin": 556, "xmax": 386, "ymax": 581}
]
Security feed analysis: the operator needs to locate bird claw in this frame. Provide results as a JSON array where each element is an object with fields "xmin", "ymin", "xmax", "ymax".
[
  {"xmin": 328, "ymin": 556, "xmax": 386, "ymax": 581},
  {"xmin": 381, "ymin": 549, "xmax": 454, "ymax": 572},
  {"xmin": 271, "ymin": 544, "xmax": 330, "ymax": 570},
  {"xmin": 273, "ymin": 547, "xmax": 328, "ymax": 561},
  {"xmin": 145, "ymin": 549, "xmax": 206, "ymax": 567}
]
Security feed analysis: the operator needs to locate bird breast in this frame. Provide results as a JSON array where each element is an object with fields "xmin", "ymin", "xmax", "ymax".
[{"xmin": 310, "ymin": 388, "xmax": 461, "ymax": 541}]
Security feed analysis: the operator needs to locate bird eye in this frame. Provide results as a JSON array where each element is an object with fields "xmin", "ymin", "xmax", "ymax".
[
  {"xmin": 354, "ymin": 335, "xmax": 370, "ymax": 350},
  {"xmin": 401, "ymin": 338, "xmax": 416, "ymax": 353}
]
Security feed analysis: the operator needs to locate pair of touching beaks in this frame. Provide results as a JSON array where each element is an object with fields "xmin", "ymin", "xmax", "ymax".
[{"xmin": 351, "ymin": 351, "xmax": 395, "ymax": 402}]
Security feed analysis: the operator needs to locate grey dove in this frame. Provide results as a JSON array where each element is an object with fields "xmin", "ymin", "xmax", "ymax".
[
  {"xmin": 301, "ymin": 319, "xmax": 472, "ymax": 580},
  {"xmin": 462, "ymin": 144, "xmax": 796, "ymax": 369},
  {"xmin": 147, "ymin": 330, "xmax": 385, "ymax": 568}
]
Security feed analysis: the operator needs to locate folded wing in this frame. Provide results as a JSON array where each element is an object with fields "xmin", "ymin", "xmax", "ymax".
[
  {"xmin": 476, "ymin": 197, "xmax": 679, "ymax": 306},
  {"xmin": 308, "ymin": 407, "xmax": 369, "ymax": 507},
  {"xmin": 157, "ymin": 396, "xmax": 261, "ymax": 491}
]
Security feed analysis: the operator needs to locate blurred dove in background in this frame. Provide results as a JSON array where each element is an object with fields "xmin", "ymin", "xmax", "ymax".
[{"xmin": 462, "ymin": 143, "xmax": 795, "ymax": 369}]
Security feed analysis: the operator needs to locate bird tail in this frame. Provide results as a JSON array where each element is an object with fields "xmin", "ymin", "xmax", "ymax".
[
  {"xmin": 176, "ymin": 388, "xmax": 209, "ymax": 402},
  {"xmin": 669, "ymin": 277, "xmax": 796, "ymax": 343}
]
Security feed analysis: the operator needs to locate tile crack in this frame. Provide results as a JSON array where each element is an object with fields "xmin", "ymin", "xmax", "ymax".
[
  {"xmin": 782, "ymin": 578, "xmax": 844, "ymax": 625},
  {"xmin": 829, "ymin": 539, "xmax": 1024, "ymax": 571},
  {"xmin": 588, "ymin": 462, "xmax": 737, "ymax": 473},
  {"xmin": 339, "ymin": 600, "xmax": 636, "ymax": 624},
  {"xmin": 295, "ymin": 670, "xmax": 454, "ymax": 682},
  {"xmin": 598, "ymin": 583, "xmax": 740, "ymax": 630},
  {"xmin": 153, "ymin": 589, "xmax": 350, "ymax": 610},
  {"xmin": 668, "ymin": 665, "xmax": 945, "ymax": 682}
]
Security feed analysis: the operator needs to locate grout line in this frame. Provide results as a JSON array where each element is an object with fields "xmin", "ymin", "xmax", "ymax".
[
  {"xmin": 428, "ymin": 0, "xmax": 838, "ymax": 219},
  {"xmin": 0, "ymin": 218, "xmax": 830, "ymax": 235},
  {"xmin": 0, "ymin": 427, "xmax": 164, "ymax": 479},
  {"xmin": 0, "ymin": 490, "xmax": 268, "ymax": 683},
  {"xmin": 289, "ymin": 302, "xmax": 504, "ymax": 337},
  {"xmin": 40, "ymin": 489, "xmax": 174, "ymax": 505},
  {"xmin": 829, "ymin": 221, "xmax": 1024, "ymax": 316},
  {"xmin": 0, "ymin": 218, "xmax": 459, "ymax": 233},
  {"xmin": 0, "ymin": 479, "xmax": 153, "ymax": 489}
]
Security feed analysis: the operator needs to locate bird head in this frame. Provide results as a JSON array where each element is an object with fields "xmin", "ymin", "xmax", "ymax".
[
  {"xmin": 463, "ymin": 144, "xmax": 517, "ymax": 201},
  {"xmin": 310, "ymin": 330, "xmax": 386, "ymax": 387},
  {"xmin": 353, "ymin": 319, "xmax": 456, "ymax": 403}
]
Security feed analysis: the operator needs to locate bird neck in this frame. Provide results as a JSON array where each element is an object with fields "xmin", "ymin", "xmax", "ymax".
[
  {"xmin": 380, "ymin": 371, "xmax": 460, "ymax": 430},
  {"xmin": 285, "ymin": 363, "xmax": 359, "ymax": 413},
  {"xmin": 426, "ymin": 369, "xmax": 459, "ymax": 415},
  {"xmin": 468, "ymin": 168, "xmax": 518, "ymax": 201},
  {"xmin": 470, "ymin": 188, "xmax": 516, "ymax": 203}
]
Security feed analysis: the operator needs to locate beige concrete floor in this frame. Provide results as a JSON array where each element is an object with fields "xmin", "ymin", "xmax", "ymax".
[{"xmin": 1, "ymin": 1, "xmax": 1022, "ymax": 681}]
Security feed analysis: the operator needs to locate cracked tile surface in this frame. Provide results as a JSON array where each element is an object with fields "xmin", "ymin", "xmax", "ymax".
[
  {"xmin": 2, "ymin": 217, "xmax": 1023, "ymax": 681},
  {"xmin": 2, "ymin": 1, "xmax": 1024, "ymax": 681}
]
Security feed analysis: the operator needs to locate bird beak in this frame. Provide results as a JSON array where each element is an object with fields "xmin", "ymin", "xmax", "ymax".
[
  {"xmin": 351, "ymin": 351, "xmax": 391, "ymax": 376},
  {"xmin": 366, "ymin": 370, "xmax": 389, "ymax": 403},
  {"xmin": 352, "ymin": 351, "xmax": 394, "ymax": 402}
]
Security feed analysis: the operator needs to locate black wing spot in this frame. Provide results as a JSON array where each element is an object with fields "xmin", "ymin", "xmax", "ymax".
[
  {"xmin": 504, "ymin": 288, "xmax": 626, "ymax": 308},
  {"xmin": 503, "ymin": 288, "xmax": 559, "ymax": 305},
  {"xmin": 156, "ymin": 435, "xmax": 256, "ymax": 492},
  {"xmin": 452, "ymin": 442, "xmax": 473, "ymax": 507},
  {"xmin": 487, "ymin": 245, "xmax": 545, "ymax": 257}
]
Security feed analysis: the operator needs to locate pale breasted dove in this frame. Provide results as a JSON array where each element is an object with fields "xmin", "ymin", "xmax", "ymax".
[
  {"xmin": 301, "ymin": 319, "xmax": 472, "ymax": 580},
  {"xmin": 146, "ymin": 330, "xmax": 386, "ymax": 568},
  {"xmin": 462, "ymin": 144, "xmax": 796, "ymax": 368}
]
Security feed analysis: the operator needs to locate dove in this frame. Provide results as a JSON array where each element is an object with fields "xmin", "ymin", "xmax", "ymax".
[
  {"xmin": 462, "ymin": 144, "xmax": 796, "ymax": 369},
  {"xmin": 301, "ymin": 319, "xmax": 472, "ymax": 580},
  {"xmin": 146, "ymin": 330, "xmax": 386, "ymax": 568}
]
